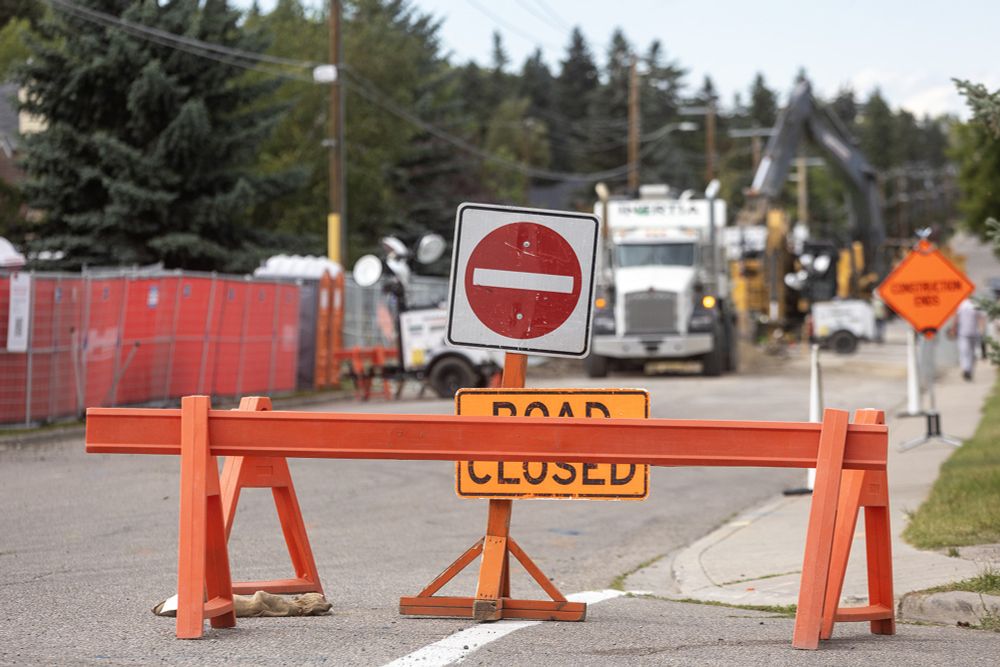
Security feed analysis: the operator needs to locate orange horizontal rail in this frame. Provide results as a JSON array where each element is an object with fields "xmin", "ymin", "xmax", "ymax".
[{"xmin": 86, "ymin": 408, "xmax": 887, "ymax": 470}]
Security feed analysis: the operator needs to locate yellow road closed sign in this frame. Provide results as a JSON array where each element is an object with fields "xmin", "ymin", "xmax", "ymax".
[{"xmin": 455, "ymin": 389, "xmax": 649, "ymax": 500}]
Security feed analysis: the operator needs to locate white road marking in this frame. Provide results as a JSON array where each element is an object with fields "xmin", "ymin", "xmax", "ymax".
[
  {"xmin": 472, "ymin": 268, "xmax": 574, "ymax": 294},
  {"xmin": 381, "ymin": 590, "xmax": 627, "ymax": 667}
]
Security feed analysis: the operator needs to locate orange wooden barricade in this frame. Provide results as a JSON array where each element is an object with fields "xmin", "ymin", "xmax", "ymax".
[
  {"xmin": 86, "ymin": 389, "xmax": 894, "ymax": 649},
  {"xmin": 220, "ymin": 397, "xmax": 323, "ymax": 595},
  {"xmin": 335, "ymin": 346, "xmax": 398, "ymax": 400}
]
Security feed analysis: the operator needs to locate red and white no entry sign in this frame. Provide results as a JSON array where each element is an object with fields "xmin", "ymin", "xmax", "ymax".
[{"xmin": 448, "ymin": 203, "xmax": 598, "ymax": 357}]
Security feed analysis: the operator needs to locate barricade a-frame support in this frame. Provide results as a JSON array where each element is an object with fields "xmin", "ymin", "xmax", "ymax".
[
  {"xmin": 176, "ymin": 395, "xmax": 236, "ymax": 639},
  {"xmin": 792, "ymin": 408, "xmax": 894, "ymax": 650},
  {"xmin": 399, "ymin": 353, "xmax": 587, "ymax": 622},
  {"xmin": 220, "ymin": 396, "xmax": 324, "ymax": 596}
]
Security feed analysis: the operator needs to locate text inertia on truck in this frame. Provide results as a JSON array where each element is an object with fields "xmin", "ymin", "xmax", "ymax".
[{"xmin": 588, "ymin": 185, "xmax": 738, "ymax": 377}]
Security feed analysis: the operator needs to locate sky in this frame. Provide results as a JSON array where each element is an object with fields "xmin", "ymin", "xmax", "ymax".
[{"xmin": 249, "ymin": 0, "xmax": 1000, "ymax": 119}]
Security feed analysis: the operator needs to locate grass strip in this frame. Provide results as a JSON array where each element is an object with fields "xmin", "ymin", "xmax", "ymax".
[{"xmin": 903, "ymin": 372, "xmax": 1000, "ymax": 548}]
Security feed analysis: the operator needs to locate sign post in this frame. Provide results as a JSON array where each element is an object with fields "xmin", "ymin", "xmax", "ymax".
[
  {"xmin": 876, "ymin": 239, "xmax": 974, "ymax": 450},
  {"xmin": 402, "ymin": 203, "xmax": 605, "ymax": 622}
]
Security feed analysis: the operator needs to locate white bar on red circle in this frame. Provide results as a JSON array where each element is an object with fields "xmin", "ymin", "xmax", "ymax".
[{"xmin": 472, "ymin": 268, "xmax": 574, "ymax": 294}]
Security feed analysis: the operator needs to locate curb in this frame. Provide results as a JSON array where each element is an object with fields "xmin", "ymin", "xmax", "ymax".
[{"xmin": 900, "ymin": 591, "xmax": 1000, "ymax": 628}]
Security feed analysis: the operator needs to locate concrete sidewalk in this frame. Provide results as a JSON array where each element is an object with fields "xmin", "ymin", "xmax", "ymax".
[{"xmin": 629, "ymin": 327, "xmax": 999, "ymax": 625}]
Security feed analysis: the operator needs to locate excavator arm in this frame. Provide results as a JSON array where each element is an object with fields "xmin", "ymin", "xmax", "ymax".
[{"xmin": 749, "ymin": 81, "xmax": 886, "ymax": 275}]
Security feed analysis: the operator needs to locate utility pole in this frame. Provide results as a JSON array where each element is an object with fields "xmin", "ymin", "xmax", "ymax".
[
  {"xmin": 796, "ymin": 156, "xmax": 809, "ymax": 225},
  {"xmin": 627, "ymin": 56, "xmax": 640, "ymax": 193},
  {"xmin": 327, "ymin": 0, "xmax": 345, "ymax": 264},
  {"xmin": 704, "ymin": 99, "xmax": 716, "ymax": 184},
  {"xmin": 727, "ymin": 127, "xmax": 773, "ymax": 173}
]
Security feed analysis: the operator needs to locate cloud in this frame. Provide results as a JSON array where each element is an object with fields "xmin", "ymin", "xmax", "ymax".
[
  {"xmin": 901, "ymin": 84, "xmax": 965, "ymax": 118},
  {"xmin": 842, "ymin": 69, "xmax": 1000, "ymax": 118}
]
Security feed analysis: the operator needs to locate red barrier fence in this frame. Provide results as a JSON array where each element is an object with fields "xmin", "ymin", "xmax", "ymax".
[{"xmin": 0, "ymin": 270, "xmax": 301, "ymax": 425}]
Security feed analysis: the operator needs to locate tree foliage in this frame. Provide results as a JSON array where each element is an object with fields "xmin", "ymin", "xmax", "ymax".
[
  {"xmin": 953, "ymin": 79, "xmax": 1000, "ymax": 244},
  {"xmin": 4, "ymin": 0, "xmax": 965, "ymax": 270},
  {"xmin": 17, "ymin": 0, "xmax": 299, "ymax": 271}
]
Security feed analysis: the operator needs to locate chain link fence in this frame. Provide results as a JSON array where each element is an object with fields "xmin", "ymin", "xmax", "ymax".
[
  {"xmin": 0, "ymin": 269, "xmax": 301, "ymax": 427},
  {"xmin": 341, "ymin": 275, "xmax": 449, "ymax": 349}
]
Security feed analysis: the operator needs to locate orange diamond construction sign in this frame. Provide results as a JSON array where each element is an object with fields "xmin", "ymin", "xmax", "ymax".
[{"xmin": 876, "ymin": 240, "xmax": 974, "ymax": 336}]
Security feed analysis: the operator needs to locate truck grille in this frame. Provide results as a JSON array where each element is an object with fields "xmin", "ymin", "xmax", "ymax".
[{"xmin": 624, "ymin": 290, "xmax": 678, "ymax": 334}]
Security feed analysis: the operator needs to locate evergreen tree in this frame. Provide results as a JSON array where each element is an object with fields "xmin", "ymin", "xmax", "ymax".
[
  {"xmin": 639, "ymin": 39, "xmax": 687, "ymax": 188},
  {"xmin": 243, "ymin": 0, "xmax": 325, "ymax": 247},
  {"xmin": 0, "ymin": 0, "xmax": 42, "ymax": 28},
  {"xmin": 343, "ymin": 0, "xmax": 480, "ymax": 249},
  {"xmin": 484, "ymin": 30, "xmax": 511, "ymax": 111},
  {"xmin": 830, "ymin": 88, "xmax": 858, "ymax": 129},
  {"xmin": 748, "ymin": 72, "xmax": 777, "ymax": 128},
  {"xmin": 953, "ymin": 80, "xmax": 1000, "ymax": 243},
  {"xmin": 552, "ymin": 27, "xmax": 597, "ymax": 171},
  {"xmin": 519, "ymin": 48, "xmax": 553, "ymax": 123},
  {"xmin": 482, "ymin": 97, "xmax": 550, "ymax": 203},
  {"xmin": 18, "ymin": 0, "xmax": 297, "ymax": 270},
  {"xmin": 857, "ymin": 89, "xmax": 895, "ymax": 171},
  {"xmin": 588, "ymin": 28, "xmax": 631, "ymax": 171}
]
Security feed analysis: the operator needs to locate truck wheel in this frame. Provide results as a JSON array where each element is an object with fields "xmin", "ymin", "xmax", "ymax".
[
  {"xmin": 702, "ymin": 328, "xmax": 724, "ymax": 377},
  {"xmin": 584, "ymin": 353, "xmax": 609, "ymax": 378},
  {"xmin": 829, "ymin": 330, "xmax": 858, "ymax": 355},
  {"xmin": 725, "ymin": 331, "xmax": 739, "ymax": 373},
  {"xmin": 429, "ymin": 357, "xmax": 477, "ymax": 398},
  {"xmin": 723, "ymin": 316, "xmax": 738, "ymax": 373}
]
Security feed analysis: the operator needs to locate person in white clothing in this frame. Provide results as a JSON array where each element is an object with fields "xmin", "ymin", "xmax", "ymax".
[{"xmin": 950, "ymin": 298, "xmax": 986, "ymax": 381}]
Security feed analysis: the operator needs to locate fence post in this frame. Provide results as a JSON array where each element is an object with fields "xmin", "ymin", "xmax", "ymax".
[
  {"xmin": 162, "ymin": 272, "xmax": 183, "ymax": 402},
  {"xmin": 109, "ymin": 272, "xmax": 131, "ymax": 407},
  {"xmin": 235, "ymin": 280, "xmax": 251, "ymax": 398},
  {"xmin": 197, "ymin": 274, "xmax": 218, "ymax": 395},
  {"xmin": 48, "ymin": 275, "xmax": 61, "ymax": 421},
  {"xmin": 268, "ymin": 282, "xmax": 281, "ymax": 395},
  {"xmin": 23, "ymin": 271, "xmax": 36, "ymax": 427},
  {"xmin": 77, "ymin": 273, "xmax": 92, "ymax": 415}
]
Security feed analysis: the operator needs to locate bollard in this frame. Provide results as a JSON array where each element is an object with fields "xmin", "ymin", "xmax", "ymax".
[
  {"xmin": 899, "ymin": 328, "xmax": 923, "ymax": 417},
  {"xmin": 785, "ymin": 344, "xmax": 823, "ymax": 495},
  {"xmin": 806, "ymin": 344, "xmax": 824, "ymax": 490}
]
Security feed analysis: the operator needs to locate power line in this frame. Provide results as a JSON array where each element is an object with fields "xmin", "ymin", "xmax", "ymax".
[
  {"xmin": 464, "ymin": 0, "xmax": 562, "ymax": 52},
  {"xmin": 513, "ymin": 0, "xmax": 568, "ymax": 33},
  {"xmin": 50, "ymin": 0, "xmax": 318, "ymax": 69},
  {"xmin": 531, "ymin": 0, "xmax": 574, "ymax": 32},
  {"xmin": 343, "ymin": 67, "xmax": 674, "ymax": 182},
  {"xmin": 46, "ymin": 0, "xmax": 680, "ymax": 183},
  {"xmin": 47, "ymin": 0, "xmax": 317, "ymax": 82}
]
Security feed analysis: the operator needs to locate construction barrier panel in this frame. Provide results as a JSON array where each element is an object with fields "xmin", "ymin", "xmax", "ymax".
[
  {"xmin": 85, "ymin": 356, "xmax": 894, "ymax": 650},
  {"xmin": 0, "ymin": 270, "xmax": 301, "ymax": 425}
]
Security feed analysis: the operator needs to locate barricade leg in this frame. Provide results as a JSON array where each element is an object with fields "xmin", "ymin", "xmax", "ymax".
[
  {"xmin": 219, "ymin": 397, "xmax": 324, "ymax": 595},
  {"xmin": 792, "ymin": 408, "xmax": 849, "ymax": 650},
  {"xmin": 817, "ymin": 410, "xmax": 895, "ymax": 640},
  {"xmin": 176, "ymin": 395, "xmax": 236, "ymax": 639},
  {"xmin": 862, "ymin": 474, "xmax": 895, "ymax": 635},
  {"xmin": 820, "ymin": 468, "xmax": 864, "ymax": 639},
  {"xmin": 399, "ymin": 353, "xmax": 585, "ymax": 622}
]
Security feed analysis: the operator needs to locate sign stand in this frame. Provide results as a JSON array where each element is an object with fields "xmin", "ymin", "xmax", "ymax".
[
  {"xmin": 897, "ymin": 328, "xmax": 924, "ymax": 418},
  {"xmin": 876, "ymin": 237, "xmax": 973, "ymax": 452},
  {"xmin": 399, "ymin": 352, "xmax": 587, "ymax": 622},
  {"xmin": 899, "ymin": 337, "xmax": 962, "ymax": 451}
]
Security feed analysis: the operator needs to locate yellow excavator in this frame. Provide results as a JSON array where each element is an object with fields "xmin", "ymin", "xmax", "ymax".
[{"xmin": 731, "ymin": 80, "xmax": 888, "ymax": 341}]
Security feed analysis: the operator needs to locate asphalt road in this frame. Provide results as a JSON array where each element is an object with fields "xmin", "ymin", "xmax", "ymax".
[{"xmin": 3, "ymin": 340, "xmax": 1000, "ymax": 666}]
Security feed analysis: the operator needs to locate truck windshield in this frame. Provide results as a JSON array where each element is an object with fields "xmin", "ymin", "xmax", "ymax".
[{"xmin": 616, "ymin": 243, "xmax": 695, "ymax": 268}]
